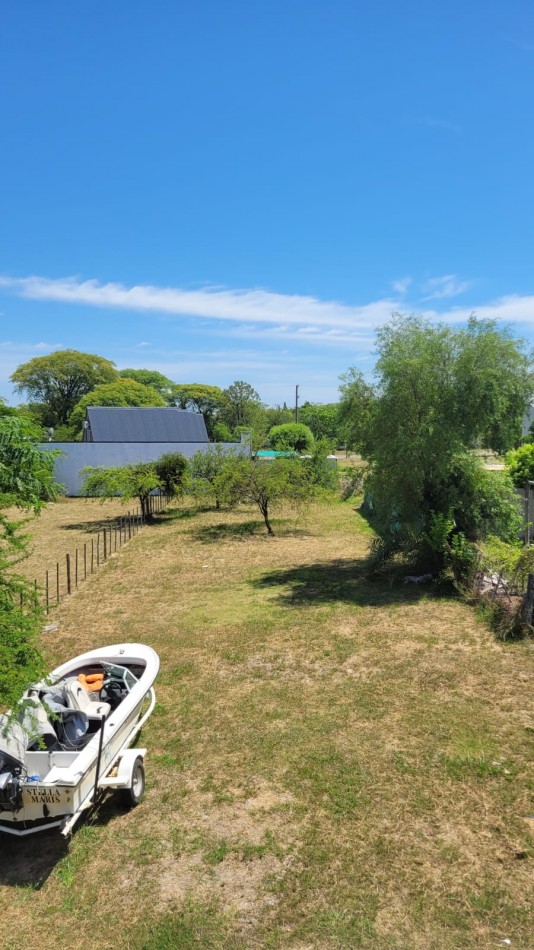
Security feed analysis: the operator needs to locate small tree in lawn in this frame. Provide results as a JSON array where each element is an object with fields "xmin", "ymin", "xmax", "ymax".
[
  {"xmin": 219, "ymin": 456, "xmax": 313, "ymax": 535},
  {"xmin": 82, "ymin": 462, "xmax": 162, "ymax": 521},
  {"xmin": 82, "ymin": 453, "xmax": 189, "ymax": 520},
  {"xmin": 153, "ymin": 453, "xmax": 189, "ymax": 497},
  {"xmin": 190, "ymin": 446, "xmax": 237, "ymax": 510}
]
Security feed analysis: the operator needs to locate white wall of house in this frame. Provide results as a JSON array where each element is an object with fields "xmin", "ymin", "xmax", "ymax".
[{"xmin": 39, "ymin": 442, "xmax": 246, "ymax": 496}]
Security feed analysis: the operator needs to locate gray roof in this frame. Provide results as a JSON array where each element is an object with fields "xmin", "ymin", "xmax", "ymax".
[{"xmin": 85, "ymin": 407, "xmax": 209, "ymax": 442}]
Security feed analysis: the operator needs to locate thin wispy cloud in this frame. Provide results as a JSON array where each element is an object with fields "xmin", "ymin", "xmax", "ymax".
[
  {"xmin": 0, "ymin": 275, "xmax": 394, "ymax": 333},
  {"xmin": 421, "ymin": 274, "xmax": 472, "ymax": 300},
  {"xmin": 423, "ymin": 294, "xmax": 534, "ymax": 327},
  {"xmin": 1, "ymin": 275, "xmax": 533, "ymax": 361},
  {"xmin": 392, "ymin": 277, "xmax": 412, "ymax": 295}
]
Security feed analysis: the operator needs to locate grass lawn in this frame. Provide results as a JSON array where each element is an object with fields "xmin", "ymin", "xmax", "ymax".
[
  {"xmin": 0, "ymin": 496, "xmax": 532, "ymax": 949},
  {"xmin": 8, "ymin": 497, "xmax": 146, "ymax": 596}
]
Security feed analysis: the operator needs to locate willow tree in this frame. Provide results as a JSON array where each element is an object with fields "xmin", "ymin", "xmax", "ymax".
[{"xmin": 339, "ymin": 315, "xmax": 533, "ymax": 570}]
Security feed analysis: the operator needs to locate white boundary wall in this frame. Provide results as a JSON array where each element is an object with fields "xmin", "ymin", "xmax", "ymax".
[{"xmin": 39, "ymin": 442, "xmax": 245, "ymax": 496}]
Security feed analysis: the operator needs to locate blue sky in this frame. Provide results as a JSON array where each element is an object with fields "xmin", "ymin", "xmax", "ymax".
[{"xmin": 1, "ymin": 1, "xmax": 533, "ymax": 406}]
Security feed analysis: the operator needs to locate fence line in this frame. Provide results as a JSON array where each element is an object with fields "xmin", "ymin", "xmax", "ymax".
[{"xmin": 22, "ymin": 493, "xmax": 171, "ymax": 613}]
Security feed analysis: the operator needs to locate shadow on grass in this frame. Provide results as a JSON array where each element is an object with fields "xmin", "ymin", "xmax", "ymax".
[
  {"xmin": 252, "ymin": 557, "xmax": 448, "ymax": 609},
  {"xmin": 0, "ymin": 794, "xmax": 135, "ymax": 888},
  {"xmin": 190, "ymin": 519, "xmax": 313, "ymax": 544},
  {"xmin": 150, "ymin": 506, "xmax": 206, "ymax": 525},
  {"xmin": 61, "ymin": 516, "xmax": 133, "ymax": 534}
]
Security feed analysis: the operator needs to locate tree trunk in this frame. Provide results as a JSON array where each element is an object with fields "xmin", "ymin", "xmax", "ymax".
[{"xmin": 260, "ymin": 501, "xmax": 274, "ymax": 535}]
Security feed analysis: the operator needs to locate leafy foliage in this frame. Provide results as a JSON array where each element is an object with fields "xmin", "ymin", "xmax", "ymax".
[
  {"xmin": 269, "ymin": 422, "xmax": 314, "ymax": 452},
  {"xmin": 338, "ymin": 369, "xmax": 377, "ymax": 454},
  {"xmin": 82, "ymin": 452, "xmax": 187, "ymax": 519},
  {"xmin": 153, "ymin": 453, "xmax": 189, "ymax": 496},
  {"xmin": 505, "ymin": 442, "xmax": 534, "ymax": 487},
  {"xmin": 190, "ymin": 445, "xmax": 238, "ymax": 509},
  {"xmin": 11, "ymin": 349, "xmax": 117, "ymax": 426},
  {"xmin": 0, "ymin": 417, "xmax": 61, "ymax": 709},
  {"xmin": 170, "ymin": 384, "xmax": 227, "ymax": 438},
  {"xmin": 341, "ymin": 315, "xmax": 532, "ymax": 575},
  {"xmin": 218, "ymin": 456, "xmax": 314, "ymax": 535},
  {"xmin": 265, "ymin": 405, "xmax": 294, "ymax": 428},
  {"xmin": 69, "ymin": 379, "xmax": 167, "ymax": 433},
  {"xmin": 221, "ymin": 380, "xmax": 264, "ymax": 432},
  {"xmin": 118, "ymin": 369, "xmax": 176, "ymax": 403},
  {"xmin": 301, "ymin": 439, "xmax": 338, "ymax": 490},
  {"xmin": 0, "ymin": 415, "xmax": 60, "ymax": 510},
  {"xmin": 81, "ymin": 462, "xmax": 162, "ymax": 520},
  {"xmin": 299, "ymin": 402, "xmax": 340, "ymax": 444}
]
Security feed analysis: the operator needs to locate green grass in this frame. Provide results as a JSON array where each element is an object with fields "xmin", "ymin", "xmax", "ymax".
[{"xmin": 0, "ymin": 496, "xmax": 532, "ymax": 949}]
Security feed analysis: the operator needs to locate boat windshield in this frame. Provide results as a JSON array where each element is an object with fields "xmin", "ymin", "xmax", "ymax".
[{"xmin": 101, "ymin": 663, "xmax": 138, "ymax": 693}]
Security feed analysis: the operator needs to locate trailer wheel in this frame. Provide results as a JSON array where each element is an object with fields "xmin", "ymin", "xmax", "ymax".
[{"xmin": 120, "ymin": 756, "xmax": 145, "ymax": 807}]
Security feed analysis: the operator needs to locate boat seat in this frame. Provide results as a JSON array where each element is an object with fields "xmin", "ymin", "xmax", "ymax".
[
  {"xmin": 65, "ymin": 679, "xmax": 110, "ymax": 719},
  {"xmin": 18, "ymin": 700, "xmax": 59, "ymax": 752}
]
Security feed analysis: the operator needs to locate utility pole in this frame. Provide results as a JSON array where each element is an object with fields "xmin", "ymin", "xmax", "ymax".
[{"xmin": 295, "ymin": 384, "xmax": 299, "ymax": 422}]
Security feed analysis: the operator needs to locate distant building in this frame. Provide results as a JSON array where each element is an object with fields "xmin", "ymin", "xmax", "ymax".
[
  {"xmin": 40, "ymin": 406, "xmax": 236, "ymax": 496},
  {"xmin": 82, "ymin": 406, "xmax": 208, "ymax": 443}
]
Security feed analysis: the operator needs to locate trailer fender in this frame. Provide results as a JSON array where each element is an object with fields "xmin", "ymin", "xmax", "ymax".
[{"xmin": 99, "ymin": 748, "xmax": 147, "ymax": 789}]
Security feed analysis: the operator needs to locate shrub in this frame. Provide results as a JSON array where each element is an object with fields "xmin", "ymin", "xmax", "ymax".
[
  {"xmin": 153, "ymin": 453, "xmax": 189, "ymax": 496},
  {"xmin": 506, "ymin": 443, "xmax": 534, "ymax": 487},
  {"xmin": 268, "ymin": 423, "xmax": 314, "ymax": 453}
]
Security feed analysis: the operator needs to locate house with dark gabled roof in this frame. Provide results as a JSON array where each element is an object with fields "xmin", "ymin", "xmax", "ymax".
[
  {"xmin": 82, "ymin": 406, "xmax": 208, "ymax": 443},
  {"xmin": 40, "ymin": 405, "xmax": 245, "ymax": 496}
]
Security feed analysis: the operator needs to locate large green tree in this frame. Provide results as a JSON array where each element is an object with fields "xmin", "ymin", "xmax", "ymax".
[
  {"xmin": 339, "ymin": 315, "xmax": 533, "ymax": 571},
  {"xmin": 171, "ymin": 384, "xmax": 227, "ymax": 439},
  {"xmin": 11, "ymin": 349, "xmax": 117, "ymax": 427},
  {"xmin": 299, "ymin": 402, "xmax": 341, "ymax": 445},
  {"xmin": 118, "ymin": 369, "xmax": 176, "ymax": 403},
  {"xmin": 221, "ymin": 380, "xmax": 264, "ymax": 431},
  {"xmin": 69, "ymin": 379, "xmax": 167, "ymax": 434}
]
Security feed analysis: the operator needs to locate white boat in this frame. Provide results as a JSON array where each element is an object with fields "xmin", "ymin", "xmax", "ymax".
[{"xmin": 0, "ymin": 642, "xmax": 159, "ymax": 837}]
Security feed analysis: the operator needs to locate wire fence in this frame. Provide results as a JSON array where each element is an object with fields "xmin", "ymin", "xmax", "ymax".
[{"xmin": 21, "ymin": 493, "xmax": 171, "ymax": 613}]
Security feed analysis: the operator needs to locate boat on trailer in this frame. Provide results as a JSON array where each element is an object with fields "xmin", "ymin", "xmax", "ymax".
[{"xmin": 0, "ymin": 643, "xmax": 159, "ymax": 837}]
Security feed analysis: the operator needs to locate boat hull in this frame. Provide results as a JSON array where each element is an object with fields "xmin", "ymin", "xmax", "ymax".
[{"xmin": 0, "ymin": 643, "xmax": 159, "ymax": 835}]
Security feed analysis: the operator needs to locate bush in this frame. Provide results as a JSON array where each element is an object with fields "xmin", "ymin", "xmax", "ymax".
[
  {"xmin": 506, "ymin": 443, "xmax": 534, "ymax": 487},
  {"xmin": 301, "ymin": 439, "xmax": 337, "ymax": 490},
  {"xmin": 153, "ymin": 453, "xmax": 189, "ymax": 496},
  {"xmin": 268, "ymin": 423, "xmax": 314, "ymax": 453},
  {"xmin": 0, "ymin": 515, "xmax": 45, "ymax": 710}
]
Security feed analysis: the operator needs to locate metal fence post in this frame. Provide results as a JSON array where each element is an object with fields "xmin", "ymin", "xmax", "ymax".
[{"xmin": 66, "ymin": 554, "xmax": 71, "ymax": 595}]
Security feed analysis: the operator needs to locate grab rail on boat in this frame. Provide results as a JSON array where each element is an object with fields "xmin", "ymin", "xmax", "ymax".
[{"xmin": 60, "ymin": 686, "xmax": 157, "ymax": 837}]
